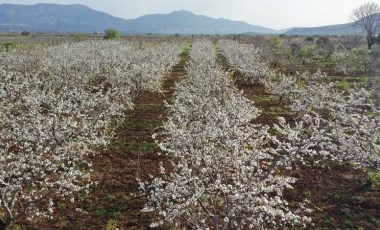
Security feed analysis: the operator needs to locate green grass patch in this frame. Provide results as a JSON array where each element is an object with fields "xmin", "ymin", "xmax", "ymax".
[
  {"xmin": 2, "ymin": 41, "xmax": 17, "ymax": 51},
  {"xmin": 141, "ymin": 142, "xmax": 158, "ymax": 152},
  {"xmin": 108, "ymin": 140, "xmax": 129, "ymax": 154},
  {"xmin": 250, "ymin": 94, "xmax": 275, "ymax": 102},
  {"xmin": 95, "ymin": 206, "xmax": 108, "ymax": 215},
  {"xmin": 103, "ymin": 194, "xmax": 116, "ymax": 201},
  {"xmin": 335, "ymin": 81, "xmax": 351, "ymax": 90},
  {"xmin": 83, "ymin": 204, "xmax": 108, "ymax": 215},
  {"xmin": 343, "ymin": 219, "xmax": 354, "ymax": 228},
  {"xmin": 330, "ymin": 192, "xmax": 340, "ymax": 200},
  {"xmin": 126, "ymin": 141, "xmax": 158, "ymax": 153},
  {"xmin": 302, "ymin": 190, "xmax": 312, "ymax": 197},
  {"xmin": 110, "ymin": 204, "xmax": 129, "ymax": 213},
  {"xmin": 366, "ymin": 172, "xmax": 380, "ymax": 187},
  {"xmin": 106, "ymin": 219, "xmax": 119, "ymax": 230},
  {"xmin": 351, "ymin": 195, "xmax": 365, "ymax": 202},
  {"xmin": 108, "ymin": 140, "xmax": 158, "ymax": 155},
  {"xmin": 58, "ymin": 203, "xmax": 67, "ymax": 212},
  {"xmin": 134, "ymin": 103, "xmax": 166, "ymax": 112},
  {"xmin": 260, "ymin": 106, "xmax": 292, "ymax": 116},
  {"xmin": 375, "ymin": 138, "xmax": 380, "ymax": 145},
  {"xmin": 370, "ymin": 216, "xmax": 380, "ymax": 225},
  {"xmin": 122, "ymin": 120, "xmax": 162, "ymax": 131},
  {"xmin": 83, "ymin": 203, "xmax": 130, "ymax": 217},
  {"xmin": 326, "ymin": 76, "xmax": 370, "ymax": 89},
  {"xmin": 182, "ymin": 42, "xmax": 192, "ymax": 54}
]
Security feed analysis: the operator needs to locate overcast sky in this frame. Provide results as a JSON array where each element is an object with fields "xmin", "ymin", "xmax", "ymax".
[{"xmin": 0, "ymin": 0, "xmax": 372, "ymax": 29}]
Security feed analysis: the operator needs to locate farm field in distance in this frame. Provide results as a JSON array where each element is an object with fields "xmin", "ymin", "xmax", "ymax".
[{"xmin": 0, "ymin": 34, "xmax": 379, "ymax": 230}]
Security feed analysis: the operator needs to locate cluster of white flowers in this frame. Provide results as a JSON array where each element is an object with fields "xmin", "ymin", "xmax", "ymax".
[
  {"xmin": 0, "ymin": 40, "xmax": 181, "ymax": 227},
  {"xmin": 331, "ymin": 50, "xmax": 350, "ymax": 74},
  {"xmin": 330, "ymin": 48, "xmax": 368, "ymax": 76},
  {"xmin": 264, "ymin": 70, "xmax": 380, "ymax": 170},
  {"xmin": 262, "ymin": 73, "xmax": 298, "ymax": 104},
  {"xmin": 142, "ymin": 41, "xmax": 311, "ymax": 229},
  {"xmin": 0, "ymin": 36, "xmax": 76, "ymax": 46},
  {"xmin": 217, "ymin": 40, "xmax": 270, "ymax": 82},
  {"xmin": 218, "ymin": 40, "xmax": 379, "ymax": 171}
]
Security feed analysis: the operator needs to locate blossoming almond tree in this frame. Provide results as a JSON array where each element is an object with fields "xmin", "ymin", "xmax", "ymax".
[
  {"xmin": 140, "ymin": 39, "xmax": 379, "ymax": 229},
  {"xmin": 0, "ymin": 41, "xmax": 181, "ymax": 229},
  {"xmin": 218, "ymin": 40, "xmax": 270, "ymax": 82},
  {"xmin": 0, "ymin": 66, "xmax": 108, "ymax": 229},
  {"xmin": 223, "ymin": 37, "xmax": 380, "ymax": 171},
  {"xmin": 141, "ymin": 41, "xmax": 311, "ymax": 229},
  {"xmin": 264, "ymin": 70, "xmax": 380, "ymax": 171}
]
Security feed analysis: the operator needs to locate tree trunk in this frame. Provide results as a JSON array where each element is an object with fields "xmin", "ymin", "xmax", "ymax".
[
  {"xmin": 0, "ymin": 220, "xmax": 7, "ymax": 230},
  {"xmin": 368, "ymin": 39, "xmax": 372, "ymax": 50},
  {"xmin": 369, "ymin": 44, "xmax": 379, "ymax": 88},
  {"xmin": 0, "ymin": 217, "xmax": 12, "ymax": 230},
  {"xmin": 367, "ymin": 34, "xmax": 375, "ymax": 50}
]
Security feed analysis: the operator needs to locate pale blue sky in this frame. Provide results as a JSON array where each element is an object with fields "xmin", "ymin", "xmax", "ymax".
[{"xmin": 0, "ymin": 0, "xmax": 372, "ymax": 29}]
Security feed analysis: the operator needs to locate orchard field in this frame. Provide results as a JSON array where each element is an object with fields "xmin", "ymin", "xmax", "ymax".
[{"xmin": 0, "ymin": 34, "xmax": 379, "ymax": 229}]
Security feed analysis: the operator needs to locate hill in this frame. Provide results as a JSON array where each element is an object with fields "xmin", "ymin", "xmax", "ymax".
[
  {"xmin": 0, "ymin": 3, "xmax": 366, "ymax": 35},
  {"xmin": 126, "ymin": 10, "xmax": 276, "ymax": 34},
  {"xmin": 0, "ymin": 3, "xmax": 276, "ymax": 34},
  {"xmin": 0, "ymin": 3, "xmax": 127, "ymax": 33},
  {"xmin": 285, "ymin": 22, "xmax": 362, "ymax": 36}
]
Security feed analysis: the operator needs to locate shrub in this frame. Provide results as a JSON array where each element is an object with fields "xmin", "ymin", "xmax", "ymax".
[
  {"xmin": 104, "ymin": 28, "xmax": 121, "ymax": 40},
  {"xmin": 3, "ymin": 42, "xmax": 16, "ymax": 52}
]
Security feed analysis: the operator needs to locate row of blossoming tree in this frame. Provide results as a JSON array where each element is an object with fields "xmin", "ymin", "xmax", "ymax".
[
  {"xmin": 141, "ymin": 39, "xmax": 380, "ymax": 229},
  {"xmin": 0, "ymin": 40, "xmax": 181, "ymax": 229},
  {"xmin": 141, "ymin": 40, "xmax": 313, "ymax": 229},
  {"xmin": 219, "ymin": 40, "xmax": 380, "ymax": 171}
]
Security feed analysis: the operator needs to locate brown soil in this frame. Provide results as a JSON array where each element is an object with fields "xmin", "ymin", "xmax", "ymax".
[{"xmin": 286, "ymin": 160, "xmax": 380, "ymax": 230}]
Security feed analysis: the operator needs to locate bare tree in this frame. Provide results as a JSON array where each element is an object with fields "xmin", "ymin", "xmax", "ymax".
[
  {"xmin": 352, "ymin": 1, "xmax": 380, "ymax": 50},
  {"xmin": 339, "ymin": 33, "xmax": 365, "ymax": 50}
]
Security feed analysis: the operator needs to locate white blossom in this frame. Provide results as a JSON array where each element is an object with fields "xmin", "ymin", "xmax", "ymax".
[
  {"xmin": 142, "ymin": 40, "xmax": 310, "ymax": 229},
  {"xmin": 0, "ymin": 40, "xmax": 182, "ymax": 228},
  {"xmin": 218, "ymin": 40, "xmax": 271, "ymax": 82}
]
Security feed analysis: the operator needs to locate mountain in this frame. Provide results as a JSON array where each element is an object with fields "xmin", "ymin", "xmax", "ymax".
[
  {"xmin": 0, "ymin": 3, "xmax": 128, "ymax": 33},
  {"xmin": 0, "ymin": 3, "xmax": 276, "ymax": 34},
  {"xmin": 0, "ymin": 3, "xmax": 364, "ymax": 35},
  {"xmin": 285, "ymin": 22, "xmax": 362, "ymax": 36},
  {"xmin": 126, "ymin": 10, "xmax": 276, "ymax": 34}
]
